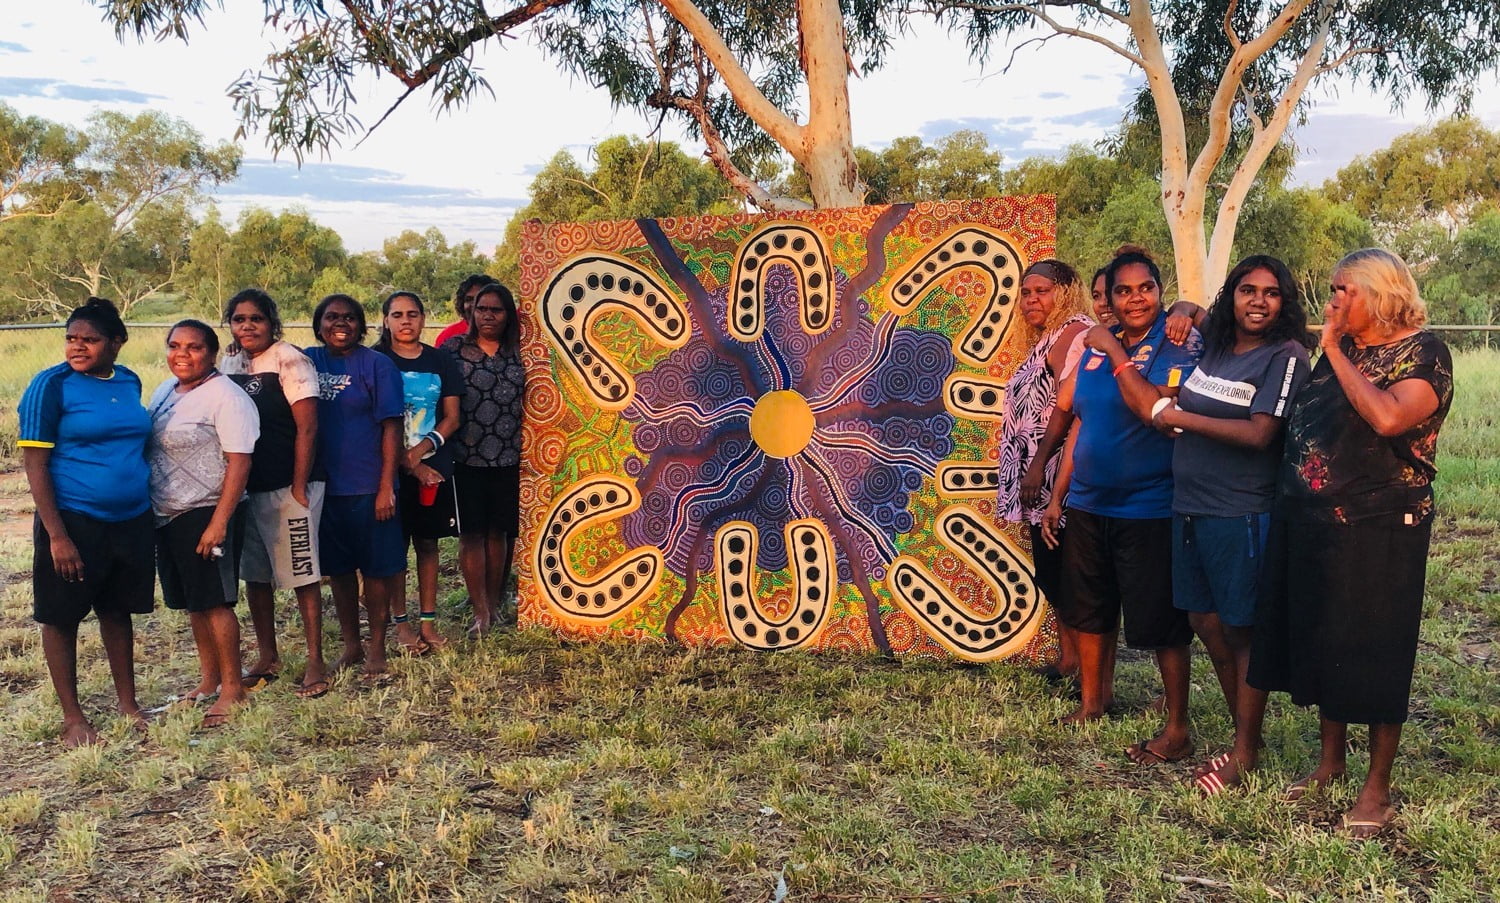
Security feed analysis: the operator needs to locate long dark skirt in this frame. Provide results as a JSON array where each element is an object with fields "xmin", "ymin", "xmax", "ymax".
[{"xmin": 1247, "ymin": 514, "xmax": 1433, "ymax": 725}]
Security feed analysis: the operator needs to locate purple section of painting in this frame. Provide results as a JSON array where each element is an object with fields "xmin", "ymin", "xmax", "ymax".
[{"xmin": 621, "ymin": 257, "xmax": 955, "ymax": 583}]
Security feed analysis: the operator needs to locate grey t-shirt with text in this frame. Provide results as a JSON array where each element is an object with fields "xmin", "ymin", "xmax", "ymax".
[{"xmin": 1171, "ymin": 338, "xmax": 1310, "ymax": 516}]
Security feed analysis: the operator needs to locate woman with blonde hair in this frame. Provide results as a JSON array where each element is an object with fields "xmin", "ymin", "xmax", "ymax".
[
  {"xmin": 1249, "ymin": 248, "xmax": 1453, "ymax": 838},
  {"xmin": 996, "ymin": 259, "xmax": 1093, "ymax": 679}
]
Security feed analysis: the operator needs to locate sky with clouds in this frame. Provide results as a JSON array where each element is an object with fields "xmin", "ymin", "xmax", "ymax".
[{"xmin": 4, "ymin": 5, "xmax": 1499, "ymax": 253}]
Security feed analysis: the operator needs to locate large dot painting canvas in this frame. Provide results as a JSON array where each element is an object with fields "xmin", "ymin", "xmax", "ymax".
[{"xmin": 515, "ymin": 196, "xmax": 1060, "ymax": 663}]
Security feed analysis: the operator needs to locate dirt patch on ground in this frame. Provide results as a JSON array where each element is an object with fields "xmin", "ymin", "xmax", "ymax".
[{"xmin": 0, "ymin": 466, "xmax": 33, "ymax": 569}]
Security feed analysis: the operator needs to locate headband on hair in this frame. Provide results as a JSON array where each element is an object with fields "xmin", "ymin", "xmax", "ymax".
[{"xmin": 1023, "ymin": 260, "xmax": 1072, "ymax": 285}]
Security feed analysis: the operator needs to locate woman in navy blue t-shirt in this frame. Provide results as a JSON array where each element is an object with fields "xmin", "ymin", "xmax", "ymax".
[
  {"xmin": 305, "ymin": 294, "xmax": 405, "ymax": 677},
  {"xmin": 1043, "ymin": 247, "xmax": 1201, "ymax": 765}
]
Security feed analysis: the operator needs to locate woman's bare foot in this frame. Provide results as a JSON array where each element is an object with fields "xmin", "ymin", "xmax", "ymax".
[
  {"xmin": 419, "ymin": 621, "xmax": 448, "ymax": 650},
  {"xmin": 60, "ymin": 717, "xmax": 100, "ymax": 747},
  {"xmin": 1285, "ymin": 766, "xmax": 1346, "ymax": 802},
  {"xmin": 331, "ymin": 646, "xmax": 364, "ymax": 673},
  {"xmin": 176, "ymin": 682, "xmax": 219, "ymax": 705},
  {"xmin": 1057, "ymin": 705, "xmax": 1107, "ymax": 725},
  {"xmin": 361, "ymin": 641, "xmax": 389, "ymax": 677}
]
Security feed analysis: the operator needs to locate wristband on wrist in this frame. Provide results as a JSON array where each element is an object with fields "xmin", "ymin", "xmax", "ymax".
[
  {"xmin": 424, "ymin": 431, "xmax": 444, "ymax": 449},
  {"xmin": 1111, "ymin": 360, "xmax": 1136, "ymax": 378}
]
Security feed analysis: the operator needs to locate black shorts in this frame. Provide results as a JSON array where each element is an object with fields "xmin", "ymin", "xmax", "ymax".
[
  {"xmin": 157, "ymin": 506, "xmax": 241, "ymax": 613},
  {"xmin": 33, "ymin": 509, "xmax": 155, "ymax": 627},
  {"xmin": 1057, "ymin": 508, "xmax": 1190, "ymax": 649},
  {"xmin": 453, "ymin": 464, "xmax": 519, "ymax": 535},
  {"xmin": 1027, "ymin": 522, "xmax": 1065, "ymax": 610},
  {"xmin": 398, "ymin": 472, "xmax": 459, "ymax": 541}
]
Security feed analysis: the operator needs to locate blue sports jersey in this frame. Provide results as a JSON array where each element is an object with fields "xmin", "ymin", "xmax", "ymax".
[
  {"xmin": 1069, "ymin": 312, "xmax": 1201, "ymax": 519},
  {"xmin": 18, "ymin": 363, "xmax": 152, "ymax": 521}
]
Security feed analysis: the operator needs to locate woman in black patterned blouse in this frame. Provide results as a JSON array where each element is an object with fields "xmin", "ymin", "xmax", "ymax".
[
  {"xmin": 441, "ymin": 283, "xmax": 526, "ymax": 636},
  {"xmin": 1248, "ymin": 248, "xmax": 1453, "ymax": 839}
]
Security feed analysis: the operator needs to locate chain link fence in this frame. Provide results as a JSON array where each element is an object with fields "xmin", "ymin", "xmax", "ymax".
[{"xmin": 1, "ymin": 322, "xmax": 447, "ymax": 458}]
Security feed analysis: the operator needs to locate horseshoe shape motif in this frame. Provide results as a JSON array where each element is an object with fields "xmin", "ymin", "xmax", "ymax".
[
  {"xmin": 540, "ymin": 254, "xmax": 690, "ymax": 411},
  {"xmin": 885, "ymin": 505, "xmax": 1045, "ymax": 661},
  {"xmin": 715, "ymin": 519, "xmax": 835, "ymax": 651},
  {"xmin": 727, "ymin": 223, "xmax": 837, "ymax": 342},
  {"xmin": 885, "ymin": 226, "xmax": 1025, "ymax": 366},
  {"xmin": 535, "ymin": 476, "xmax": 664, "ymax": 622}
]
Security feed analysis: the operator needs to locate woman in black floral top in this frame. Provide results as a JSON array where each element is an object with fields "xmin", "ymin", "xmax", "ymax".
[
  {"xmin": 1248, "ymin": 248, "xmax": 1453, "ymax": 840},
  {"xmin": 442, "ymin": 283, "xmax": 526, "ymax": 636}
]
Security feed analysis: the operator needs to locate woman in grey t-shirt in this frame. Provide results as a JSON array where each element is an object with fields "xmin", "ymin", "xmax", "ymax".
[{"xmin": 1153, "ymin": 255, "xmax": 1312, "ymax": 794}]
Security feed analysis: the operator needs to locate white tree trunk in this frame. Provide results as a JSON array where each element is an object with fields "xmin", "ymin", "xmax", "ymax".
[
  {"xmin": 660, "ymin": 0, "xmax": 865, "ymax": 209},
  {"xmin": 798, "ymin": 0, "xmax": 864, "ymax": 207}
]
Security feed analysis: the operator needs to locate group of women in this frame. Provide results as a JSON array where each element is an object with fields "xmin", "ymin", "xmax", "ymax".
[
  {"xmin": 998, "ymin": 245, "xmax": 1453, "ymax": 838},
  {"xmin": 22, "ymin": 244, "xmax": 1453, "ymax": 840},
  {"xmin": 20, "ymin": 276, "xmax": 525, "ymax": 738}
]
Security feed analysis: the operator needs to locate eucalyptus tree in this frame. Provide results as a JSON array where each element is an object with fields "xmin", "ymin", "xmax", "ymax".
[
  {"xmin": 929, "ymin": 0, "xmax": 1500, "ymax": 301},
  {"xmin": 94, "ymin": 0, "xmax": 902, "ymax": 210}
]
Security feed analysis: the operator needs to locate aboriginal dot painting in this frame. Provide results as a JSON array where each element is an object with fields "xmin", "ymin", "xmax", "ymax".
[{"xmin": 516, "ymin": 196, "xmax": 1059, "ymax": 662}]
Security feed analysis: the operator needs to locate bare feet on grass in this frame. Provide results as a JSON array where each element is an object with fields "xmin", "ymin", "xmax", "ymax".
[
  {"xmin": 60, "ymin": 717, "xmax": 100, "ymax": 747},
  {"xmin": 1285, "ymin": 765, "xmax": 1346, "ymax": 802},
  {"xmin": 419, "ymin": 621, "xmax": 448, "ymax": 651},
  {"xmin": 361, "ymin": 640, "xmax": 389, "ymax": 678},
  {"xmin": 1058, "ymin": 705, "xmax": 1108, "ymax": 725},
  {"xmin": 177, "ymin": 682, "xmax": 219, "ymax": 704},
  {"xmin": 330, "ymin": 646, "xmax": 364, "ymax": 674}
]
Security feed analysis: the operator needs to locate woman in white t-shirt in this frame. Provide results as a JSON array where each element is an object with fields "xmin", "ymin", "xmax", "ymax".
[{"xmin": 147, "ymin": 320, "xmax": 260, "ymax": 728}]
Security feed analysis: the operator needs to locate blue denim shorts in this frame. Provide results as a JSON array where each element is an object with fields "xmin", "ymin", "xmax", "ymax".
[
  {"xmin": 1171, "ymin": 512, "xmax": 1269, "ymax": 628},
  {"xmin": 320, "ymin": 493, "xmax": 407, "ymax": 578}
]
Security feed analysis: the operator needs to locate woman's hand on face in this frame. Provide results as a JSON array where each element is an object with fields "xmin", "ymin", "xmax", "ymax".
[
  {"xmin": 1083, "ymin": 324, "xmax": 1120, "ymax": 355},
  {"xmin": 1019, "ymin": 459, "xmax": 1046, "ymax": 509},
  {"xmin": 196, "ymin": 522, "xmax": 228, "ymax": 560},
  {"xmin": 375, "ymin": 487, "xmax": 397, "ymax": 521},
  {"xmin": 1040, "ymin": 502, "xmax": 1065, "ymax": 550},
  {"xmin": 50, "ymin": 534, "xmax": 85, "ymax": 582},
  {"xmin": 1320, "ymin": 299, "xmax": 1347, "ymax": 353}
]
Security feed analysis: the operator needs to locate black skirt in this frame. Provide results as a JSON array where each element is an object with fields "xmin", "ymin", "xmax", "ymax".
[{"xmin": 1247, "ymin": 513, "xmax": 1433, "ymax": 724}]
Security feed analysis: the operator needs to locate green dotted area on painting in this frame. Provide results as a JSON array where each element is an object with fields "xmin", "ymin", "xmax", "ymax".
[{"xmin": 906, "ymin": 286, "xmax": 975, "ymax": 336}]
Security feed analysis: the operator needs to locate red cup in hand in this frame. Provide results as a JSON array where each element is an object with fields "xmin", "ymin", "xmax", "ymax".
[{"xmin": 419, "ymin": 482, "xmax": 439, "ymax": 506}]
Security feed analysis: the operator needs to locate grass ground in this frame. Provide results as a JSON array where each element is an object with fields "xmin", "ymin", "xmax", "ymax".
[{"xmin": 0, "ymin": 353, "xmax": 1495, "ymax": 902}]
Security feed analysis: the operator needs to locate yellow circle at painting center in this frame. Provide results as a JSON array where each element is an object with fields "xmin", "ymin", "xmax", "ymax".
[{"xmin": 749, "ymin": 390, "xmax": 816, "ymax": 458}]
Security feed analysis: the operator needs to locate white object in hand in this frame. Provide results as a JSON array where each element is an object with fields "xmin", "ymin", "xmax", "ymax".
[{"xmin": 1150, "ymin": 396, "xmax": 1183, "ymax": 434}]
